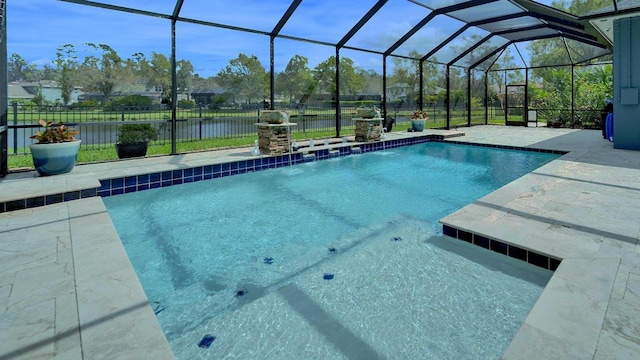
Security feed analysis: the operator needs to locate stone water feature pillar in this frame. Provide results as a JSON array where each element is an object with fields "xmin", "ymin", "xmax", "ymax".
[
  {"xmin": 354, "ymin": 118, "xmax": 383, "ymax": 142},
  {"xmin": 256, "ymin": 123, "xmax": 297, "ymax": 154}
]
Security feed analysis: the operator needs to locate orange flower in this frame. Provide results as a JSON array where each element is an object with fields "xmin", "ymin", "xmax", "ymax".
[
  {"xmin": 30, "ymin": 120, "xmax": 79, "ymax": 144},
  {"xmin": 410, "ymin": 110, "xmax": 429, "ymax": 120}
]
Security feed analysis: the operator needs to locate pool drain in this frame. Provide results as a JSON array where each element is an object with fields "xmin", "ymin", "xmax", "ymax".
[
  {"xmin": 198, "ymin": 334, "xmax": 216, "ymax": 348},
  {"xmin": 323, "ymin": 273, "xmax": 334, "ymax": 280}
]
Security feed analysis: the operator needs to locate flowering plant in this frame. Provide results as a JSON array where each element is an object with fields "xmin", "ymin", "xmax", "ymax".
[
  {"xmin": 30, "ymin": 119, "xmax": 79, "ymax": 144},
  {"xmin": 410, "ymin": 110, "xmax": 429, "ymax": 120}
]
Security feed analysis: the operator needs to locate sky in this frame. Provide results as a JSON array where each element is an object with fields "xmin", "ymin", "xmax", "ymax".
[{"xmin": 7, "ymin": 0, "xmax": 561, "ymax": 78}]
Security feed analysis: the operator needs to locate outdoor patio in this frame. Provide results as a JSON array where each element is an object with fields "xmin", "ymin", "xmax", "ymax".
[{"xmin": 1, "ymin": 125, "xmax": 639, "ymax": 359}]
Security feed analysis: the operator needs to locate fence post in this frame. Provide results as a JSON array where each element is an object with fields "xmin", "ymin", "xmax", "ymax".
[
  {"xmin": 12, "ymin": 102, "xmax": 18, "ymax": 154},
  {"xmin": 121, "ymin": 105, "xmax": 125, "ymax": 122}
]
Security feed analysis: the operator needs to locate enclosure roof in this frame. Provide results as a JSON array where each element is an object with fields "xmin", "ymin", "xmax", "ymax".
[
  {"xmin": 582, "ymin": 0, "xmax": 640, "ymax": 47},
  {"xmin": 60, "ymin": 0, "xmax": 638, "ymax": 69}
]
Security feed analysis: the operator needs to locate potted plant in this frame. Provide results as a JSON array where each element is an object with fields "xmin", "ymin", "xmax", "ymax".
[
  {"xmin": 116, "ymin": 123, "xmax": 158, "ymax": 159},
  {"xmin": 409, "ymin": 110, "xmax": 429, "ymax": 132},
  {"xmin": 29, "ymin": 120, "xmax": 81, "ymax": 176}
]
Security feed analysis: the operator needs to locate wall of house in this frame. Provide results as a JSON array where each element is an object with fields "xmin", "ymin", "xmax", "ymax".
[{"xmin": 613, "ymin": 16, "xmax": 640, "ymax": 150}]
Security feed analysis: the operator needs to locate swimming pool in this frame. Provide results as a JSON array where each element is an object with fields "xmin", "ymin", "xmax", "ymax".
[{"xmin": 104, "ymin": 142, "xmax": 558, "ymax": 359}]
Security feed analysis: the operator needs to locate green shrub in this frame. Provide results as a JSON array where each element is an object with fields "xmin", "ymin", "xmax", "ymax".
[
  {"xmin": 104, "ymin": 95, "xmax": 153, "ymax": 111},
  {"xmin": 209, "ymin": 94, "xmax": 226, "ymax": 109},
  {"xmin": 117, "ymin": 124, "xmax": 158, "ymax": 144},
  {"xmin": 178, "ymin": 99, "xmax": 195, "ymax": 109},
  {"xmin": 69, "ymin": 100, "xmax": 99, "ymax": 109}
]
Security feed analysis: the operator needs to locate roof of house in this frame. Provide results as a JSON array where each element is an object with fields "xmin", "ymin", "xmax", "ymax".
[{"xmin": 8, "ymin": 84, "xmax": 33, "ymax": 99}]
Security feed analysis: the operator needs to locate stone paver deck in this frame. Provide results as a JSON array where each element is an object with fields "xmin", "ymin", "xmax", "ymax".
[
  {"xmin": 439, "ymin": 126, "xmax": 640, "ymax": 359},
  {"xmin": 1, "ymin": 126, "xmax": 639, "ymax": 359}
]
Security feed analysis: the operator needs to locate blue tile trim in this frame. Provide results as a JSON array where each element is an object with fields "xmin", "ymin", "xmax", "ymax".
[
  {"xmin": 458, "ymin": 229, "xmax": 473, "ymax": 242},
  {"xmin": 442, "ymin": 224, "xmax": 561, "ymax": 271},
  {"xmin": 25, "ymin": 196, "xmax": 45, "ymax": 208},
  {"xmin": 0, "ymin": 187, "xmax": 99, "ymax": 213},
  {"xmin": 46, "ymin": 193, "xmax": 64, "ymax": 205},
  {"xmin": 442, "ymin": 225, "xmax": 457, "ymax": 238}
]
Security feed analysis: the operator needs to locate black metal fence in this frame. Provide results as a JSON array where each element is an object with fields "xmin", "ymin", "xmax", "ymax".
[
  {"xmin": 7, "ymin": 103, "xmax": 357, "ymax": 155},
  {"xmin": 7, "ymin": 103, "xmax": 604, "ymax": 156}
]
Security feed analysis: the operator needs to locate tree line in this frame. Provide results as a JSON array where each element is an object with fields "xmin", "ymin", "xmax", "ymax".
[
  {"xmin": 8, "ymin": 42, "xmax": 611, "ymax": 116},
  {"xmin": 7, "ymin": 43, "xmax": 431, "ymax": 108},
  {"xmin": 9, "ymin": 43, "xmax": 196, "ymax": 106}
]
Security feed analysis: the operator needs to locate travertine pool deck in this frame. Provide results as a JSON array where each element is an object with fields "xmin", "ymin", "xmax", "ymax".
[
  {"xmin": 440, "ymin": 126, "xmax": 640, "ymax": 359},
  {"xmin": 1, "ymin": 125, "xmax": 639, "ymax": 359}
]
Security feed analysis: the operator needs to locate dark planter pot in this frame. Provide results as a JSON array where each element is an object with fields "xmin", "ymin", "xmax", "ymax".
[
  {"xmin": 383, "ymin": 117, "xmax": 395, "ymax": 132},
  {"xmin": 29, "ymin": 141, "xmax": 81, "ymax": 176},
  {"xmin": 116, "ymin": 142, "xmax": 149, "ymax": 159}
]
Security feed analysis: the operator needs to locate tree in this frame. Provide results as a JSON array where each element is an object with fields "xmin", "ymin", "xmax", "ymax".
[
  {"xmin": 8, "ymin": 53, "xmax": 37, "ymax": 82},
  {"xmin": 276, "ymin": 55, "xmax": 314, "ymax": 104},
  {"xmin": 126, "ymin": 52, "xmax": 148, "ymax": 75},
  {"xmin": 54, "ymin": 44, "xmax": 77, "ymax": 105},
  {"xmin": 421, "ymin": 59, "xmax": 439, "ymax": 96},
  {"xmin": 488, "ymin": 48, "xmax": 524, "ymax": 112},
  {"xmin": 312, "ymin": 56, "xmax": 364, "ymax": 98},
  {"xmin": 311, "ymin": 57, "xmax": 335, "ymax": 96},
  {"xmin": 525, "ymin": 1, "xmax": 613, "ymax": 124},
  {"xmin": 40, "ymin": 64, "xmax": 57, "ymax": 81},
  {"xmin": 217, "ymin": 53, "xmax": 267, "ymax": 104},
  {"xmin": 574, "ymin": 64, "xmax": 612, "ymax": 109},
  {"xmin": 390, "ymin": 50, "xmax": 436, "ymax": 107},
  {"xmin": 146, "ymin": 52, "xmax": 172, "ymax": 102},
  {"xmin": 489, "ymin": 47, "xmax": 523, "ymax": 84},
  {"xmin": 191, "ymin": 74, "xmax": 220, "ymax": 93},
  {"xmin": 176, "ymin": 59, "xmax": 195, "ymax": 96},
  {"xmin": 554, "ymin": 0, "xmax": 612, "ymax": 16},
  {"xmin": 80, "ymin": 43, "xmax": 123, "ymax": 102},
  {"xmin": 356, "ymin": 68, "xmax": 383, "ymax": 95},
  {"xmin": 338, "ymin": 57, "xmax": 365, "ymax": 96},
  {"xmin": 116, "ymin": 52, "xmax": 149, "ymax": 93}
]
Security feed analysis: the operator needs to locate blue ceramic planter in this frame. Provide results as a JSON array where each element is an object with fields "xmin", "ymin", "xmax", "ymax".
[
  {"xmin": 29, "ymin": 141, "xmax": 81, "ymax": 176},
  {"xmin": 411, "ymin": 119, "xmax": 426, "ymax": 132}
]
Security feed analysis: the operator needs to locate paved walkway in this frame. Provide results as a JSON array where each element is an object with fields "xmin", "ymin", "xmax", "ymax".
[{"xmin": 1, "ymin": 126, "xmax": 639, "ymax": 359}]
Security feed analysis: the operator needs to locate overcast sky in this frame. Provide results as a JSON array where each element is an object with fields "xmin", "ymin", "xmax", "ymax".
[{"xmin": 7, "ymin": 0, "xmax": 558, "ymax": 77}]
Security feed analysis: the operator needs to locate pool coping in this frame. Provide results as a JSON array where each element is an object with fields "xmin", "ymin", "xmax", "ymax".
[{"xmin": 2, "ymin": 126, "xmax": 639, "ymax": 359}]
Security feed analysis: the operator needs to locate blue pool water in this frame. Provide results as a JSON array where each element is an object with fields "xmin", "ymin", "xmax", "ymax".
[{"xmin": 104, "ymin": 142, "xmax": 558, "ymax": 359}]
